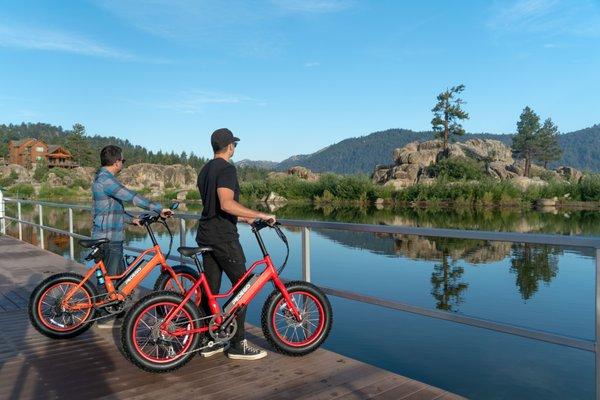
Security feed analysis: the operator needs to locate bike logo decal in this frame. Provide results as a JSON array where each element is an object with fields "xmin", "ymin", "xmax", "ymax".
[
  {"xmin": 225, "ymin": 275, "xmax": 260, "ymax": 313},
  {"xmin": 122, "ymin": 266, "xmax": 143, "ymax": 287},
  {"xmin": 230, "ymin": 283, "xmax": 251, "ymax": 307}
]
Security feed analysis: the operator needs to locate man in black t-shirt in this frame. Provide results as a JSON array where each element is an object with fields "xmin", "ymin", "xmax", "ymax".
[{"xmin": 196, "ymin": 128, "xmax": 276, "ymax": 360}]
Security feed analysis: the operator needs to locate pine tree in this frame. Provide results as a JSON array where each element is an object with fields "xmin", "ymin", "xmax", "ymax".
[
  {"xmin": 511, "ymin": 107, "xmax": 541, "ymax": 177},
  {"xmin": 431, "ymin": 84, "xmax": 470, "ymax": 150},
  {"xmin": 65, "ymin": 123, "xmax": 94, "ymax": 167},
  {"xmin": 536, "ymin": 118, "xmax": 562, "ymax": 168}
]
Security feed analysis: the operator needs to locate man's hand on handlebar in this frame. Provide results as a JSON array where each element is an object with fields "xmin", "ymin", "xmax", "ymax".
[
  {"xmin": 259, "ymin": 213, "xmax": 277, "ymax": 226},
  {"xmin": 131, "ymin": 218, "xmax": 143, "ymax": 227},
  {"xmin": 160, "ymin": 209, "xmax": 174, "ymax": 219}
]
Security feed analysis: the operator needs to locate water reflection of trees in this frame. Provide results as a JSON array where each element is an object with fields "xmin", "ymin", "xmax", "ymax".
[
  {"xmin": 274, "ymin": 203, "xmax": 600, "ymax": 237},
  {"xmin": 510, "ymin": 244, "xmax": 560, "ymax": 300},
  {"xmin": 317, "ymin": 229, "xmax": 566, "ymax": 309},
  {"xmin": 430, "ymin": 248, "xmax": 468, "ymax": 312}
]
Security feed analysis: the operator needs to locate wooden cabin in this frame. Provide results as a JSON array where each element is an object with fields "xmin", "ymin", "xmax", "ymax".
[{"xmin": 8, "ymin": 139, "xmax": 77, "ymax": 169}]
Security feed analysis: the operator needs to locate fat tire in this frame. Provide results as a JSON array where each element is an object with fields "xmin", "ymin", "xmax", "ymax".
[
  {"xmin": 28, "ymin": 272, "xmax": 99, "ymax": 339},
  {"xmin": 121, "ymin": 291, "xmax": 202, "ymax": 373},
  {"xmin": 261, "ymin": 281, "xmax": 332, "ymax": 356}
]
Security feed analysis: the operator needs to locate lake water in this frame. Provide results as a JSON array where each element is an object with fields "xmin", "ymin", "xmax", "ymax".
[{"xmin": 3, "ymin": 201, "xmax": 599, "ymax": 399}]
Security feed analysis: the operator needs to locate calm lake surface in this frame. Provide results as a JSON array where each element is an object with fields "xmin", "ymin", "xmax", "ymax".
[{"xmin": 4, "ymin": 201, "xmax": 600, "ymax": 399}]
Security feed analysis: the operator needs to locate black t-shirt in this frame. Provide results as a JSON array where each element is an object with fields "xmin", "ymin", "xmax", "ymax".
[{"xmin": 195, "ymin": 158, "xmax": 240, "ymax": 245}]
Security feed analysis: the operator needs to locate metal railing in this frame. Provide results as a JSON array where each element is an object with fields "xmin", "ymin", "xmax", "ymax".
[{"xmin": 1, "ymin": 192, "xmax": 600, "ymax": 398}]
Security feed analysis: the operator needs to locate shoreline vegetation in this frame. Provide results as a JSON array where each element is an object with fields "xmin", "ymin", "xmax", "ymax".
[{"xmin": 3, "ymin": 171, "xmax": 600, "ymax": 211}]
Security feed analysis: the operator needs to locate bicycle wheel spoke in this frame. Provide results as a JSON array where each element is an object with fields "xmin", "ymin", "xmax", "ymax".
[
  {"xmin": 306, "ymin": 319, "xmax": 318, "ymax": 329},
  {"xmin": 140, "ymin": 337, "xmax": 152, "ymax": 351},
  {"xmin": 283, "ymin": 324, "xmax": 292, "ymax": 339}
]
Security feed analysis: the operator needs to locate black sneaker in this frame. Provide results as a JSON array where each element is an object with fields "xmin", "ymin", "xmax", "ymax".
[
  {"xmin": 200, "ymin": 340, "xmax": 230, "ymax": 358},
  {"xmin": 226, "ymin": 339, "xmax": 267, "ymax": 360}
]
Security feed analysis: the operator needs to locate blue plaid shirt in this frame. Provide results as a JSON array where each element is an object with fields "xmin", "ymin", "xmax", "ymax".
[{"xmin": 91, "ymin": 167, "xmax": 162, "ymax": 242}]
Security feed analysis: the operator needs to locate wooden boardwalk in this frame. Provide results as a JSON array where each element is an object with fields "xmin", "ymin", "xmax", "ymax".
[{"xmin": 0, "ymin": 235, "xmax": 464, "ymax": 400}]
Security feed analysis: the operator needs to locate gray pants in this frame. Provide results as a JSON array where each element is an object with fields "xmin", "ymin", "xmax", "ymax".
[{"xmin": 102, "ymin": 241, "xmax": 125, "ymax": 277}]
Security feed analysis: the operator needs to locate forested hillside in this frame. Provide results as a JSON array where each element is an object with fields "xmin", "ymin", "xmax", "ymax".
[
  {"xmin": 275, "ymin": 127, "xmax": 598, "ymax": 174},
  {"xmin": 0, "ymin": 122, "xmax": 270, "ymax": 182},
  {"xmin": 0, "ymin": 123, "xmax": 208, "ymax": 170},
  {"xmin": 558, "ymin": 124, "xmax": 600, "ymax": 172},
  {"xmin": 275, "ymin": 129, "xmax": 514, "ymax": 174},
  {"xmin": 2, "ymin": 122, "xmax": 599, "ymax": 175}
]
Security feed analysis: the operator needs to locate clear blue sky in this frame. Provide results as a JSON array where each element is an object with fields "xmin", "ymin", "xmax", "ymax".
[{"xmin": 1, "ymin": 0, "xmax": 599, "ymax": 161}]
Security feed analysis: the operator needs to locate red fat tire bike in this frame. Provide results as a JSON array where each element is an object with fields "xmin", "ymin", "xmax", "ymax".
[{"xmin": 121, "ymin": 220, "xmax": 333, "ymax": 373}]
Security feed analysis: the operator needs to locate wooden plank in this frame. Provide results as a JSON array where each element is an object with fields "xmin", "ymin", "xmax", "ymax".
[
  {"xmin": 290, "ymin": 370, "xmax": 396, "ymax": 400},
  {"xmin": 260, "ymin": 361, "xmax": 381, "ymax": 400},
  {"xmin": 334, "ymin": 375, "xmax": 416, "ymax": 399},
  {"xmin": 0, "ymin": 292, "xmax": 19, "ymax": 312},
  {"xmin": 370, "ymin": 383, "xmax": 435, "ymax": 400},
  {"xmin": 3, "ymin": 290, "xmax": 28, "ymax": 309}
]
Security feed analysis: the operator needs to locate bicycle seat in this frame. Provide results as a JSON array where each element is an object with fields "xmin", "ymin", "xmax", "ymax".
[
  {"xmin": 177, "ymin": 246, "xmax": 213, "ymax": 257},
  {"xmin": 79, "ymin": 238, "xmax": 109, "ymax": 248}
]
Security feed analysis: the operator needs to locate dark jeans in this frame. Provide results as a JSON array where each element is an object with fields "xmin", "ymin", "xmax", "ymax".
[
  {"xmin": 198, "ymin": 239, "xmax": 247, "ymax": 344},
  {"xmin": 102, "ymin": 241, "xmax": 125, "ymax": 277}
]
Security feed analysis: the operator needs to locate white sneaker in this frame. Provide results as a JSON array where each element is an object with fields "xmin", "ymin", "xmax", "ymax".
[{"xmin": 200, "ymin": 341, "xmax": 230, "ymax": 358}]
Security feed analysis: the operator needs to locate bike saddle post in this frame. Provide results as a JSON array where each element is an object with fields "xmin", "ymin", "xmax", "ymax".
[{"xmin": 192, "ymin": 254, "xmax": 204, "ymax": 275}]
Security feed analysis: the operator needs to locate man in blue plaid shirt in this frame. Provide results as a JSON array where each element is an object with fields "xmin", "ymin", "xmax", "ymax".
[{"xmin": 92, "ymin": 145, "xmax": 172, "ymax": 278}]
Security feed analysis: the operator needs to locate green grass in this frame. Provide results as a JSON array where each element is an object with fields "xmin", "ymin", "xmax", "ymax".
[
  {"xmin": 6, "ymin": 184, "xmax": 35, "ymax": 198},
  {"xmin": 38, "ymin": 184, "xmax": 80, "ymax": 199},
  {"xmin": 185, "ymin": 190, "xmax": 201, "ymax": 200},
  {"xmin": 163, "ymin": 189, "xmax": 181, "ymax": 200}
]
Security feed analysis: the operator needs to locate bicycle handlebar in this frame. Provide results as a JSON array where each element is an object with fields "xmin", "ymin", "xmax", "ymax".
[
  {"xmin": 134, "ymin": 202, "xmax": 179, "ymax": 260},
  {"xmin": 251, "ymin": 219, "xmax": 279, "ymax": 231},
  {"xmin": 251, "ymin": 219, "xmax": 289, "ymax": 275}
]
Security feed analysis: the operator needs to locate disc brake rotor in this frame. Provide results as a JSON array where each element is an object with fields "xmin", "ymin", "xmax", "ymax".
[{"xmin": 280, "ymin": 298, "xmax": 305, "ymax": 327}]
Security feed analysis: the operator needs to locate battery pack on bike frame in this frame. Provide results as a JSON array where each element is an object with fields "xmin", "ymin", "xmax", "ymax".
[
  {"xmin": 115, "ymin": 256, "xmax": 149, "ymax": 291},
  {"xmin": 222, "ymin": 273, "xmax": 260, "ymax": 314}
]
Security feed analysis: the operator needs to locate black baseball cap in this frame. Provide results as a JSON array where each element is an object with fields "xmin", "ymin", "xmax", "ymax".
[{"xmin": 211, "ymin": 128, "xmax": 240, "ymax": 151}]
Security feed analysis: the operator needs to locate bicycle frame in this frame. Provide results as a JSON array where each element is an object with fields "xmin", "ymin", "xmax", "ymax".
[
  {"xmin": 162, "ymin": 253, "xmax": 301, "ymax": 337},
  {"xmin": 63, "ymin": 244, "xmax": 185, "ymax": 311}
]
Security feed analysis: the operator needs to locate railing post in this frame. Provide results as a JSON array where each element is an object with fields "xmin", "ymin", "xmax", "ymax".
[
  {"xmin": 0, "ymin": 189, "xmax": 5, "ymax": 235},
  {"xmin": 17, "ymin": 201, "xmax": 22, "ymax": 240},
  {"xmin": 179, "ymin": 218, "xmax": 186, "ymax": 247},
  {"xmin": 302, "ymin": 227, "xmax": 311, "ymax": 282},
  {"xmin": 68, "ymin": 208, "xmax": 74, "ymax": 260},
  {"xmin": 38, "ymin": 203, "xmax": 44, "ymax": 249},
  {"xmin": 595, "ymin": 249, "xmax": 600, "ymax": 400}
]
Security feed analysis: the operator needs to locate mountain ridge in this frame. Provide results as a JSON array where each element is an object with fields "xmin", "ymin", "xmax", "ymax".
[{"xmin": 254, "ymin": 126, "xmax": 599, "ymax": 174}]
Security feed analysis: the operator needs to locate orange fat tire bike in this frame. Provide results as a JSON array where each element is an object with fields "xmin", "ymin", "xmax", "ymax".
[
  {"xmin": 121, "ymin": 220, "xmax": 333, "ymax": 373},
  {"xmin": 28, "ymin": 204, "xmax": 199, "ymax": 339}
]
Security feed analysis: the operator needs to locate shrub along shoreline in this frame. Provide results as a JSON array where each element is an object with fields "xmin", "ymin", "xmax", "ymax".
[
  {"xmin": 2, "ymin": 173, "xmax": 600, "ymax": 209},
  {"xmin": 240, "ymin": 173, "xmax": 600, "ymax": 208}
]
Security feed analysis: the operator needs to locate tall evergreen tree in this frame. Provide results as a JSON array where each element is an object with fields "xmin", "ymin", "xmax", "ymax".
[
  {"xmin": 511, "ymin": 107, "xmax": 541, "ymax": 177},
  {"xmin": 65, "ymin": 123, "xmax": 94, "ymax": 166},
  {"xmin": 431, "ymin": 84, "xmax": 470, "ymax": 150},
  {"xmin": 536, "ymin": 118, "xmax": 562, "ymax": 168}
]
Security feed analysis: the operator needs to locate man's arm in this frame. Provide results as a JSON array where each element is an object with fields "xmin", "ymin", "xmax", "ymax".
[
  {"xmin": 102, "ymin": 175, "xmax": 167, "ymax": 215},
  {"xmin": 217, "ymin": 187, "xmax": 275, "ymax": 223}
]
